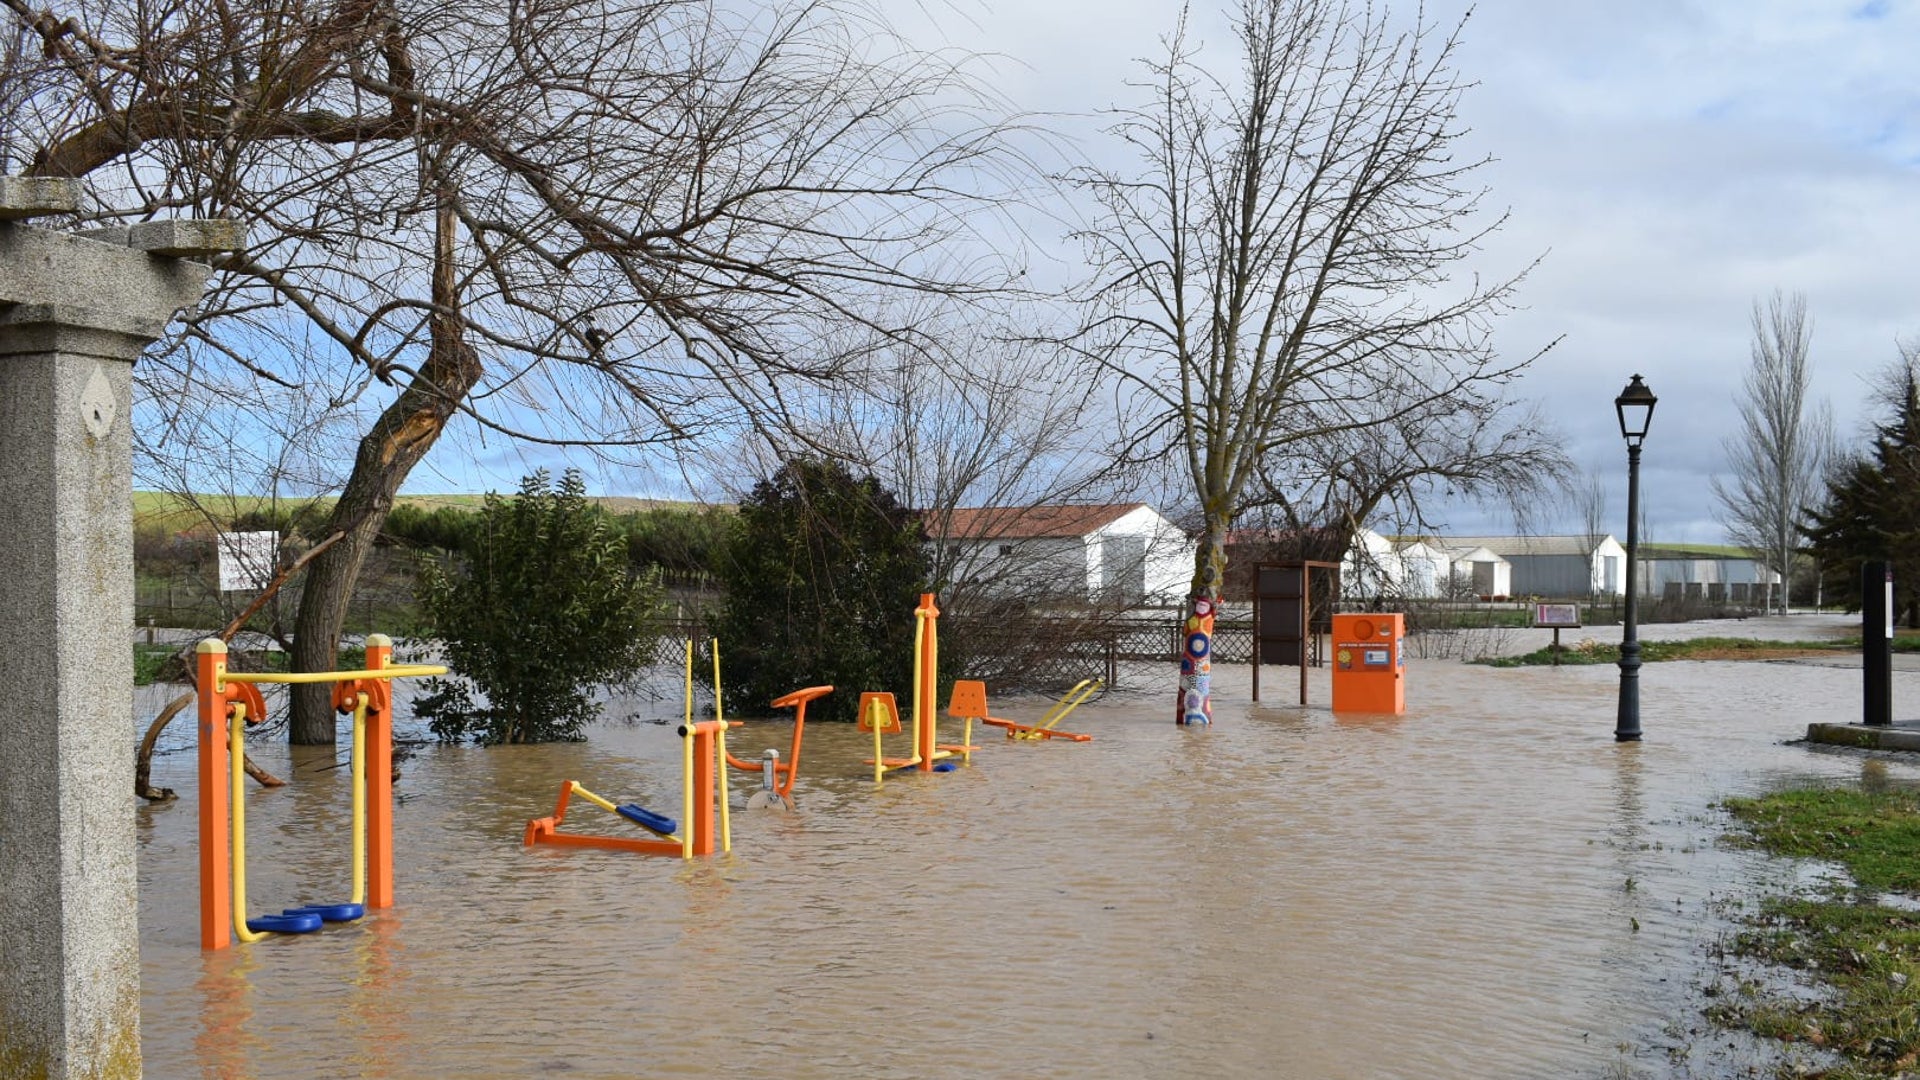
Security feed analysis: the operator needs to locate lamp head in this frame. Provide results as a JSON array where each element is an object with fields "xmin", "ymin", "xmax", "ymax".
[{"xmin": 1615, "ymin": 374, "xmax": 1657, "ymax": 446}]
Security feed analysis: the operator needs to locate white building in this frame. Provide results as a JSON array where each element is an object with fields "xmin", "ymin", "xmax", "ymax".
[
  {"xmin": 1401, "ymin": 534, "xmax": 1628, "ymax": 598},
  {"xmin": 1637, "ymin": 544, "xmax": 1782, "ymax": 601},
  {"xmin": 1340, "ymin": 530, "xmax": 1511, "ymax": 599},
  {"xmin": 926, "ymin": 503, "xmax": 1193, "ymax": 606},
  {"xmin": 1442, "ymin": 543, "xmax": 1513, "ymax": 599}
]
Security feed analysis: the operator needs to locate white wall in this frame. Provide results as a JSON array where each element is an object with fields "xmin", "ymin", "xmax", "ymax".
[
  {"xmin": 1589, "ymin": 537, "xmax": 1627, "ymax": 597},
  {"xmin": 1096, "ymin": 505, "xmax": 1193, "ymax": 603},
  {"xmin": 940, "ymin": 505, "xmax": 1194, "ymax": 606},
  {"xmin": 946, "ymin": 536, "xmax": 1087, "ymax": 599}
]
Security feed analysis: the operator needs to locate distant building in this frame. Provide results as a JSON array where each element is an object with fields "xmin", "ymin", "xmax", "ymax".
[
  {"xmin": 1439, "ymin": 543, "xmax": 1513, "ymax": 598},
  {"xmin": 1337, "ymin": 530, "xmax": 1515, "ymax": 599},
  {"xmin": 1434, "ymin": 534, "xmax": 1629, "ymax": 598},
  {"xmin": 1336, "ymin": 530, "xmax": 1624, "ymax": 599},
  {"xmin": 925, "ymin": 503, "xmax": 1193, "ymax": 606},
  {"xmin": 1637, "ymin": 543, "xmax": 1781, "ymax": 604},
  {"xmin": 1220, "ymin": 525, "xmax": 1349, "ymax": 601}
]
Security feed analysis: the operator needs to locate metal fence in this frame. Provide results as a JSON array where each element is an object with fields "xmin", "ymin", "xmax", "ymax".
[
  {"xmin": 648, "ymin": 614, "xmax": 1208, "ymax": 692},
  {"xmin": 135, "ymin": 548, "xmax": 422, "ymax": 636}
]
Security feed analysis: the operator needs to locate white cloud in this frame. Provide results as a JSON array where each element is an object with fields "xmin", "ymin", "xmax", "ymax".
[
  {"xmin": 421, "ymin": 1, "xmax": 1920, "ymax": 546},
  {"xmin": 904, "ymin": 0, "xmax": 1920, "ymax": 542}
]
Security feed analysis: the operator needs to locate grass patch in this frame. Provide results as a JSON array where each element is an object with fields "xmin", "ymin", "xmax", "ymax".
[
  {"xmin": 1477, "ymin": 637, "xmax": 1848, "ymax": 667},
  {"xmin": 135, "ymin": 643, "xmax": 371, "ymax": 686},
  {"xmin": 1709, "ymin": 786, "xmax": 1920, "ymax": 1074},
  {"xmin": 1724, "ymin": 788, "xmax": 1920, "ymax": 893},
  {"xmin": 133, "ymin": 643, "xmax": 177, "ymax": 686}
]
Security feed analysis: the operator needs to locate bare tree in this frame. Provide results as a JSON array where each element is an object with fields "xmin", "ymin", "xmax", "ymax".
[
  {"xmin": 4, "ymin": 0, "xmax": 1028, "ymax": 740},
  {"xmin": 1712, "ymin": 291, "xmax": 1831, "ymax": 615},
  {"xmin": 1064, "ymin": 0, "xmax": 1545, "ymax": 723},
  {"xmin": 1243, "ymin": 393, "xmax": 1569, "ymax": 564},
  {"xmin": 707, "ymin": 312, "xmax": 1153, "ymax": 688},
  {"xmin": 1570, "ymin": 473, "xmax": 1608, "ymax": 596}
]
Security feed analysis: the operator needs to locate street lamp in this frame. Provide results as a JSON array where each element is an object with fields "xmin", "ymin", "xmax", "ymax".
[{"xmin": 1614, "ymin": 374, "xmax": 1657, "ymax": 741}]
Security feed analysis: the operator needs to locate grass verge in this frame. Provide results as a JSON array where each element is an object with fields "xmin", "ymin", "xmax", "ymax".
[
  {"xmin": 1711, "ymin": 786, "xmax": 1920, "ymax": 1076},
  {"xmin": 134, "ymin": 643, "xmax": 370, "ymax": 686}
]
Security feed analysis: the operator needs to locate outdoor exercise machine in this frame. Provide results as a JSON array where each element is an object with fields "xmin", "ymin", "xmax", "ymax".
[
  {"xmin": 196, "ymin": 635, "xmax": 446, "ymax": 950},
  {"xmin": 860, "ymin": 594, "xmax": 979, "ymax": 783},
  {"xmin": 977, "ymin": 678, "xmax": 1103, "ymax": 742},
  {"xmin": 524, "ymin": 640, "xmax": 739, "ymax": 857},
  {"xmin": 724, "ymin": 683, "xmax": 833, "ymax": 811}
]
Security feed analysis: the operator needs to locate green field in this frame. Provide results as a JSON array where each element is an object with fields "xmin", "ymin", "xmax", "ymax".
[{"xmin": 133, "ymin": 490, "xmax": 709, "ymax": 530}]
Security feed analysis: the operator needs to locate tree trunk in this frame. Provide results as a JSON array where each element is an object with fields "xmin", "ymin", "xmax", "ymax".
[
  {"xmin": 1177, "ymin": 524, "xmax": 1228, "ymax": 726},
  {"xmin": 288, "ymin": 192, "xmax": 481, "ymax": 742}
]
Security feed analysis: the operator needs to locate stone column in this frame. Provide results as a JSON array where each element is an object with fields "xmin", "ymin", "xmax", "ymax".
[{"xmin": 0, "ymin": 178, "xmax": 240, "ymax": 1080}]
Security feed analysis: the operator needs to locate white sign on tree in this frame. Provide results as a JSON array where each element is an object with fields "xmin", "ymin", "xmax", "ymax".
[{"xmin": 216, "ymin": 531, "xmax": 279, "ymax": 592}]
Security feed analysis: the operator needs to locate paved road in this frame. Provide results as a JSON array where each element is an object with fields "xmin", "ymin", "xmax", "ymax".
[{"xmin": 1466, "ymin": 611, "xmax": 1920, "ymax": 671}]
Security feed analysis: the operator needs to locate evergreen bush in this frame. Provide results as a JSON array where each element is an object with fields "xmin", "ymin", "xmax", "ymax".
[
  {"xmin": 714, "ymin": 457, "xmax": 931, "ymax": 722},
  {"xmin": 415, "ymin": 469, "xmax": 663, "ymax": 744}
]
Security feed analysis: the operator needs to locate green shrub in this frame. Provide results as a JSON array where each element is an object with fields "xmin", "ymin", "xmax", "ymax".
[
  {"xmin": 414, "ymin": 469, "xmax": 663, "ymax": 745},
  {"xmin": 380, "ymin": 503, "xmax": 482, "ymax": 553},
  {"xmin": 611, "ymin": 505, "xmax": 738, "ymax": 588},
  {"xmin": 714, "ymin": 457, "xmax": 930, "ymax": 722}
]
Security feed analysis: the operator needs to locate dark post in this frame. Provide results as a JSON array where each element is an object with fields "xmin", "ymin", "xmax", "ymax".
[
  {"xmin": 1864, "ymin": 560, "xmax": 1893, "ymax": 727},
  {"xmin": 1613, "ymin": 374, "xmax": 1657, "ymax": 742},
  {"xmin": 1616, "ymin": 437, "xmax": 1644, "ymax": 741},
  {"xmin": 1251, "ymin": 583, "xmax": 1261, "ymax": 702}
]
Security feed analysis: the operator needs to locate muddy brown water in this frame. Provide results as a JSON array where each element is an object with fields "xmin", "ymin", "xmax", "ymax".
[{"xmin": 133, "ymin": 650, "xmax": 1920, "ymax": 1079}]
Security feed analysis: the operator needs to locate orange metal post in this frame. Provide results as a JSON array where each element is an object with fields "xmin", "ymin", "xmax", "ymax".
[
  {"xmin": 685, "ymin": 720, "xmax": 719, "ymax": 857},
  {"xmin": 681, "ymin": 720, "xmax": 739, "ymax": 855},
  {"xmin": 364, "ymin": 636, "xmax": 396, "ymax": 909},
  {"xmin": 196, "ymin": 641, "xmax": 232, "ymax": 951},
  {"xmin": 914, "ymin": 593, "xmax": 939, "ymax": 770}
]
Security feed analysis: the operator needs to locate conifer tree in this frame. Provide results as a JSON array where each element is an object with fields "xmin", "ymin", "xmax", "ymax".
[{"xmin": 1805, "ymin": 360, "xmax": 1920, "ymax": 625}]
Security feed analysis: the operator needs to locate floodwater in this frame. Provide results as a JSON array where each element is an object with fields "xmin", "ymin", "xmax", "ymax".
[{"xmin": 132, "ymin": 621, "xmax": 1920, "ymax": 1079}]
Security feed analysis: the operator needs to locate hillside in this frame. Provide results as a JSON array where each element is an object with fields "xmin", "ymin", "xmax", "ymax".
[{"xmin": 133, "ymin": 491, "xmax": 712, "ymax": 529}]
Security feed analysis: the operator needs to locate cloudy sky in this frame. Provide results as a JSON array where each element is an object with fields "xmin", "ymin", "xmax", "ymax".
[
  {"xmin": 412, "ymin": 0, "xmax": 1920, "ymax": 545},
  {"xmin": 886, "ymin": 0, "xmax": 1920, "ymax": 543}
]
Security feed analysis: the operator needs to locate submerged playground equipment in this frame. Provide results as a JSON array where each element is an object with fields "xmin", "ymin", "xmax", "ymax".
[
  {"xmin": 861, "ymin": 593, "xmax": 982, "ymax": 784},
  {"xmin": 195, "ymin": 635, "xmax": 446, "ymax": 950},
  {"xmin": 525, "ymin": 640, "xmax": 741, "ymax": 856},
  {"xmin": 978, "ymin": 678, "xmax": 1103, "ymax": 742},
  {"xmin": 725, "ymin": 683, "xmax": 832, "ymax": 811}
]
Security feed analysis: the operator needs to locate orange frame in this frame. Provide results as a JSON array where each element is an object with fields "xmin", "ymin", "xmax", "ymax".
[
  {"xmin": 722, "ymin": 685, "xmax": 832, "ymax": 799},
  {"xmin": 197, "ymin": 637, "xmax": 404, "ymax": 951}
]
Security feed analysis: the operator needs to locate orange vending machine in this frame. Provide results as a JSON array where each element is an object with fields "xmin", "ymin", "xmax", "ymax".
[{"xmin": 1330, "ymin": 613, "xmax": 1405, "ymax": 714}]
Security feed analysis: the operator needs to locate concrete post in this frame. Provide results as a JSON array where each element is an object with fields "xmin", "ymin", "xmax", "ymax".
[{"xmin": 0, "ymin": 179, "xmax": 240, "ymax": 1080}]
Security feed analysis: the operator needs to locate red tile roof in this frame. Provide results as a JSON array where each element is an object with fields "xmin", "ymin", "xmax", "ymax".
[{"xmin": 926, "ymin": 503, "xmax": 1147, "ymax": 540}]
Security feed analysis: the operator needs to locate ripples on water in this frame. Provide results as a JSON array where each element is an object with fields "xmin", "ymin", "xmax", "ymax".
[{"xmin": 135, "ymin": 657, "xmax": 1920, "ymax": 1079}]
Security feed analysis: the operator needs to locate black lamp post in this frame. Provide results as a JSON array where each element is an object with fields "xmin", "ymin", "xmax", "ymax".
[{"xmin": 1614, "ymin": 374, "xmax": 1657, "ymax": 741}]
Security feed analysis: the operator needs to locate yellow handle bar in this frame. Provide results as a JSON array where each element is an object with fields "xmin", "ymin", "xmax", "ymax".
[{"xmin": 220, "ymin": 664, "xmax": 447, "ymax": 685}]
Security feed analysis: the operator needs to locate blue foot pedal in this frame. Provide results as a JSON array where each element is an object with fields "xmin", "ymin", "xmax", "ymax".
[
  {"xmin": 617, "ymin": 803, "xmax": 678, "ymax": 835},
  {"xmin": 247, "ymin": 912, "xmax": 322, "ymax": 934},
  {"xmin": 285, "ymin": 903, "xmax": 365, "ymax": 922}
]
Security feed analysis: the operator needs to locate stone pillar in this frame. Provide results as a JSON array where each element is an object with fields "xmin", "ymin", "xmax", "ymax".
[{"xmin": 0, "ymin": 178, "xmax": 240, "ymax": 1080}]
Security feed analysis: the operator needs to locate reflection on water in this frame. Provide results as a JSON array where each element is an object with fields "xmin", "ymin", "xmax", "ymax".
[{"xmin": 135, "ymin": 658, "xmax": 1920, "ymax": 1078}]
